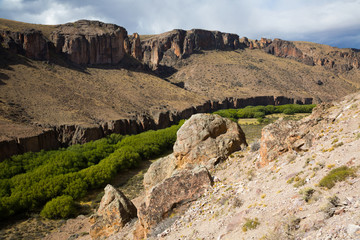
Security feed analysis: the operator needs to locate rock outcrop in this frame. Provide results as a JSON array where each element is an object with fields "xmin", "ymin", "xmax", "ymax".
[
  {"xmin": 0, "ymin": 29, "xmax": 49, "ymax": 60},
  {"xmin": 89, "ymin": 184, "xmax": 137, "ymax": 240},
  {"xmin": 173, "ymin": 113, "xmax": 247, "ymax": 168},
  {"xmin": 143, "ymin": 154, "xmax": 177, "ymax": 192},
  {"xmin": 139, "ymin": 29, "xmax": 240, "ymax": 69},
  {"xmin": 138, "ymin": 166, "xmax": 213, "ymax": 237},
  {"xmin": 259, "ymin": 103, "xmax": 334, "ymax": 166},
  {"xmin": 50, "ymin": 20, "xmax": 128, "ymax": 65}
]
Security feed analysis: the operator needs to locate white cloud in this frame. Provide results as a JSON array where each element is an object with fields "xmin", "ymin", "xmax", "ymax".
[{"xmin": 0, "ymin": 0, "xmax": 360, "ymax": 48}]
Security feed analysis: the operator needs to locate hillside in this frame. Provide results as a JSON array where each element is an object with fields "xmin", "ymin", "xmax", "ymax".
[
  {"xmin": 1, "ymin": 18, "xmax": 360, "ymax": 160},
  {"xmin": 29, "ymin": 91, "xmax": 359, "ymax": 240}
]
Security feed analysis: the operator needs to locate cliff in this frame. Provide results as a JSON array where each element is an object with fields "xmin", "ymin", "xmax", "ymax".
[
  {"xmin": 0, "ymin": 29, "xmax": 49, "ymax": 60},
  {"xmin": 50, "ymin": 20, "xmax": 128, "ymax": 65},
  {"xmin": 138, "ymin": 29, "xmax": 240, "ymax": 69}
]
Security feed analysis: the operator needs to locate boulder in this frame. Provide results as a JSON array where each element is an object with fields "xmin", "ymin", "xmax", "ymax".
[
  {"xmin": 173, "ymin": 113, "xmax": 247, "ymax": 168},
  {"xmin": 89, "ymin": 184, "xmax": 137, "ymax": 240},
  {"xmin": 138, "ymin": 166, "xmax": 213, "ymax": 237},
  {"xmin": 259, "ymin": 119, "xmax": 300, "ymax": 166},
  {"xmin": 143, "ymin": 154, "xmax": 177, "ymax": 192}
]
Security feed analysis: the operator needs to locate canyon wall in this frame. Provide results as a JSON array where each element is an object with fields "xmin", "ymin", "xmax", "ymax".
[
  {"xmin": 0, "ymin": 29, "xmax": 49, "ymax": 60},
  {"xmin": 0, "ymin": 96, "xmax": 312, "ymax": 161},
  {"xmin": 138, "ymin": 29, "xmax": 241, "ymax": 69},
  {"xmin": 1, "ymin": 21, "xmax": 359, "ymax": 72},
  {"xmin": 50, "ymin": 20, "xmax": 128, "ymax": 65}
]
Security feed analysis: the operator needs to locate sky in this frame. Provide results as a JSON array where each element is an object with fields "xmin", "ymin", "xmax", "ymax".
[{"xmin": 1, "ymin": 0, "xmax": 360, "ymax": 49}]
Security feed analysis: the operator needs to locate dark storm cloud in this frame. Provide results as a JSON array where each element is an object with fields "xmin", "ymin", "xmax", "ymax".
[{"xmin": 0, "ymin": 0, "xmax": 360, "ymax": 48}]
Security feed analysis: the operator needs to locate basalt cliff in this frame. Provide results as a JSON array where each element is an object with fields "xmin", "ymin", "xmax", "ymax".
[{"xmin": 1, "ymin": 19, "xmax": 360, "ymax": 160}]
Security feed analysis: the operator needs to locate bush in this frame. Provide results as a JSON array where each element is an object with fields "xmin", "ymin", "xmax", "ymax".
[
  {"xmin": 283, "ymin": 108, "xmax": 296, "ymax": 115},
  {"xmin": 0, "ymin": 121, "xmax": 184, "ymax": 220},
  {"xmin": 213, "ymin": 104, "xmax": 316, "ymax": 121},
  {"xmin": 319, "ymin": 166, "xmax": 357, "ymax": 189},
  {"xmin": 40, "ymin": 195, "xmax": 75, "ymax": 219},
  {"xmin": 242, "ymin": 218, "xmax": 260, "ymax": 232}
]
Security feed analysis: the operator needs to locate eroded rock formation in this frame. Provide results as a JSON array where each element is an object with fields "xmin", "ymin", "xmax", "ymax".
[
  {"xmin": 50, "ymin": 20, "xmax": 128, "ymax": 65},
  {"xmin": 138, "ymin": 166, "xmax": 213, "ymax": 238},
  {"xmin": 89, "ymin": 184, "xmax": 137, "ymax": 240},
  {"xmin": 0, "ymin": 29, "xmax": 49, "ymax": 60},
  {"xmin": 173, "ymin": 113, "xmax": 247, "ymax": 168},
  {"xmin": 259, "ymin": 103, "xmax": 335, "ymax": 166},
  {"xmin": 139, "ymin": 29, "xmax": 240, "ymax": 69}
]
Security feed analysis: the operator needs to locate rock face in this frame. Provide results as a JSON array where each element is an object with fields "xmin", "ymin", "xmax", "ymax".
[
  {"xmin": 50, "ymin": 20, "xmax": 128, "ymax": 65},
  {"xmin": 259, "ymin": 103, "xmax": 334, "ymax": 166},
  {"xmin": 138, "ymin": 166, "xmax": 213, "ymax": 237},
  {"xmin": 173, "ymin": 113, "xmax": 247, "ymax": 168},
  {"xmin": 0, "ymin": 29, "xmax": 49, "ymax": 60},
  {"xmin": 89, "ymin": 184, "xmax": 137, "ymax": 240},
  {"xmin": 143, "ymin": 154, "xmax": 177, "ymax": 192},
  {"xmin": 140, "ymin": 29, "xmax": 240, "ymax": 69}
]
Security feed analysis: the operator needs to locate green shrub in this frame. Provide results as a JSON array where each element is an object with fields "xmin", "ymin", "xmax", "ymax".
[
  {"xmin": 40, "ymin": 195, "xmax": 75, "ymax": 219},
  {"xmin": 319, "ymin": 166, "xmax": 357, "ymax": 189},
  {"xmin": 0, "ymin": 121, "xmax": 184, "ymax": 220},
  {"xmin": 242, "ymin": 217, "xmax": 260, "ymax": 232},
  {"xmin": 213, "ymin": 104, "xmax": 315, "ymax": 120},
  {"xmin": 283, "ymin": 108, "xmax": 295, "ymax": 115}
]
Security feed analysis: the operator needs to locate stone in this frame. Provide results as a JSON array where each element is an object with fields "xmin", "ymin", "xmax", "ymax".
[
  {"xmin": 140, "ymin": 29, "xmax": 240, "ymax": 69},
  {"xmin": 50, "ymin": 20, "xmax": 127, "ymax": 65},
  {"xmin": 347, "ymin": 224, "xmax": 360, "ymax": 235},
  {"xmin": 259, "ymin": 119, "xmax": 300, "ymax": 166},
  {"xmin": 0, "ymin": 29, "xmax": 49, "ymax": 60},
  {"xmin": 138, "ymin": 166, "xmax": 213, "ymax": 237},
  {"xmin": 143, "ymin": 153, "xmax": 176, "ymax": 193},
  {"xmin": 89, "ymin": 184, "xmax": 137, "ymax": 240},
  {"xmin": 173, "ymin": 113, "xmax": 247, "ymax": 168}
]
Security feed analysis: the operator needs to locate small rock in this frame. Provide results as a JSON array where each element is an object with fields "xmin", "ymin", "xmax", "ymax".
[{"xmin": 347, "ymin": 224, "xmax": 360, "ymax": 235}]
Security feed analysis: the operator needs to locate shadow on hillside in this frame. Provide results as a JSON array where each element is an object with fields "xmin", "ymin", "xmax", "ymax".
[{"xmin": 0, "ymin": 49, "xmax": 37, "ymax": 85}]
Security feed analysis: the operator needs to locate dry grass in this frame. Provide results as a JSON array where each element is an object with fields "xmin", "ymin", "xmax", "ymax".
[
  {"xmin": 168, "ymin": 49, "xmax": 358, "ymax": 102},
  {"xmin": 0, "ymin": 18, "xmax": 56, "ymax": 38}
]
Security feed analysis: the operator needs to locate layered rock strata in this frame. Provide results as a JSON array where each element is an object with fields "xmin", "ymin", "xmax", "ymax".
[
  {"xmin": 50, "ymin": 20, "xmax": 128, "ymax": 65},
  {"xmin": 138, "ymin": 29, "xmax": 240, "ymax": 69},
  {"xmin": 0, "ymin": 29, "xmax": 49, "ymax": 60}
]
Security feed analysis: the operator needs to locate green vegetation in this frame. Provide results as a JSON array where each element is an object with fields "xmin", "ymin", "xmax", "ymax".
[
  {"xmin": 40, "ymin": 195, "xmax": 75, "ymax": 219},
  {"xmin": 214, "ymin": 104, "xmax": 316, "ymax": 122},
  {"xmin": 319, "ymin": 166, "xmax": 357, "ymax": 189},
  {"xmin": 242, "ymin": 217, "xmax": 260, "ymax": 232},
  {"xmin": 0, "ymin": 121, "xmax": 183, "ymax": 220}
]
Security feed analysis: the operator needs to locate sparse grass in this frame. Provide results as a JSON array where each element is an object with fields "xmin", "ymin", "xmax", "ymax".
[
  {"xmin": 319, "ymin": 166, "xmax": 357, "ymax": 189},
  {"xmin": 242, "ymin": 218, "xmax": 260, "ymax": 232},
  {"xmin": 299, "ymin": 187, "xmax": 315, "ymax": 203},
  {"xmin": 0, "ymin": 18, "xmax": 56, "ymax": 39},
  {"xmin": 250, "ymin": 140, "xmax": 261, "ymax": 152}
]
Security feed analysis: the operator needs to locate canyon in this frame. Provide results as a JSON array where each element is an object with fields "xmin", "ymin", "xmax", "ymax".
[{"xmin": 1, "ymin": 19, "xmax": 360, "ymax": 160}]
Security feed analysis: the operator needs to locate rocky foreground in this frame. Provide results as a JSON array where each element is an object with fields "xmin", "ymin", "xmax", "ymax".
[{"xmin": 42, "ymin": 91, "xmax": 360, "ymax": 240}]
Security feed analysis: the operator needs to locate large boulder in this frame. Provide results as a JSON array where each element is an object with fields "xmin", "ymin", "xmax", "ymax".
[
  {"xmin": 138, "ymin": 166, "xmax": 213, "ymax": 237},
  {"xmin": 89, "ymin": 184, "xmax": 137, "ymax": 240},
  {"xmin": 173, "ymin": 113, "xmax": 247, "ymax": 168}
]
